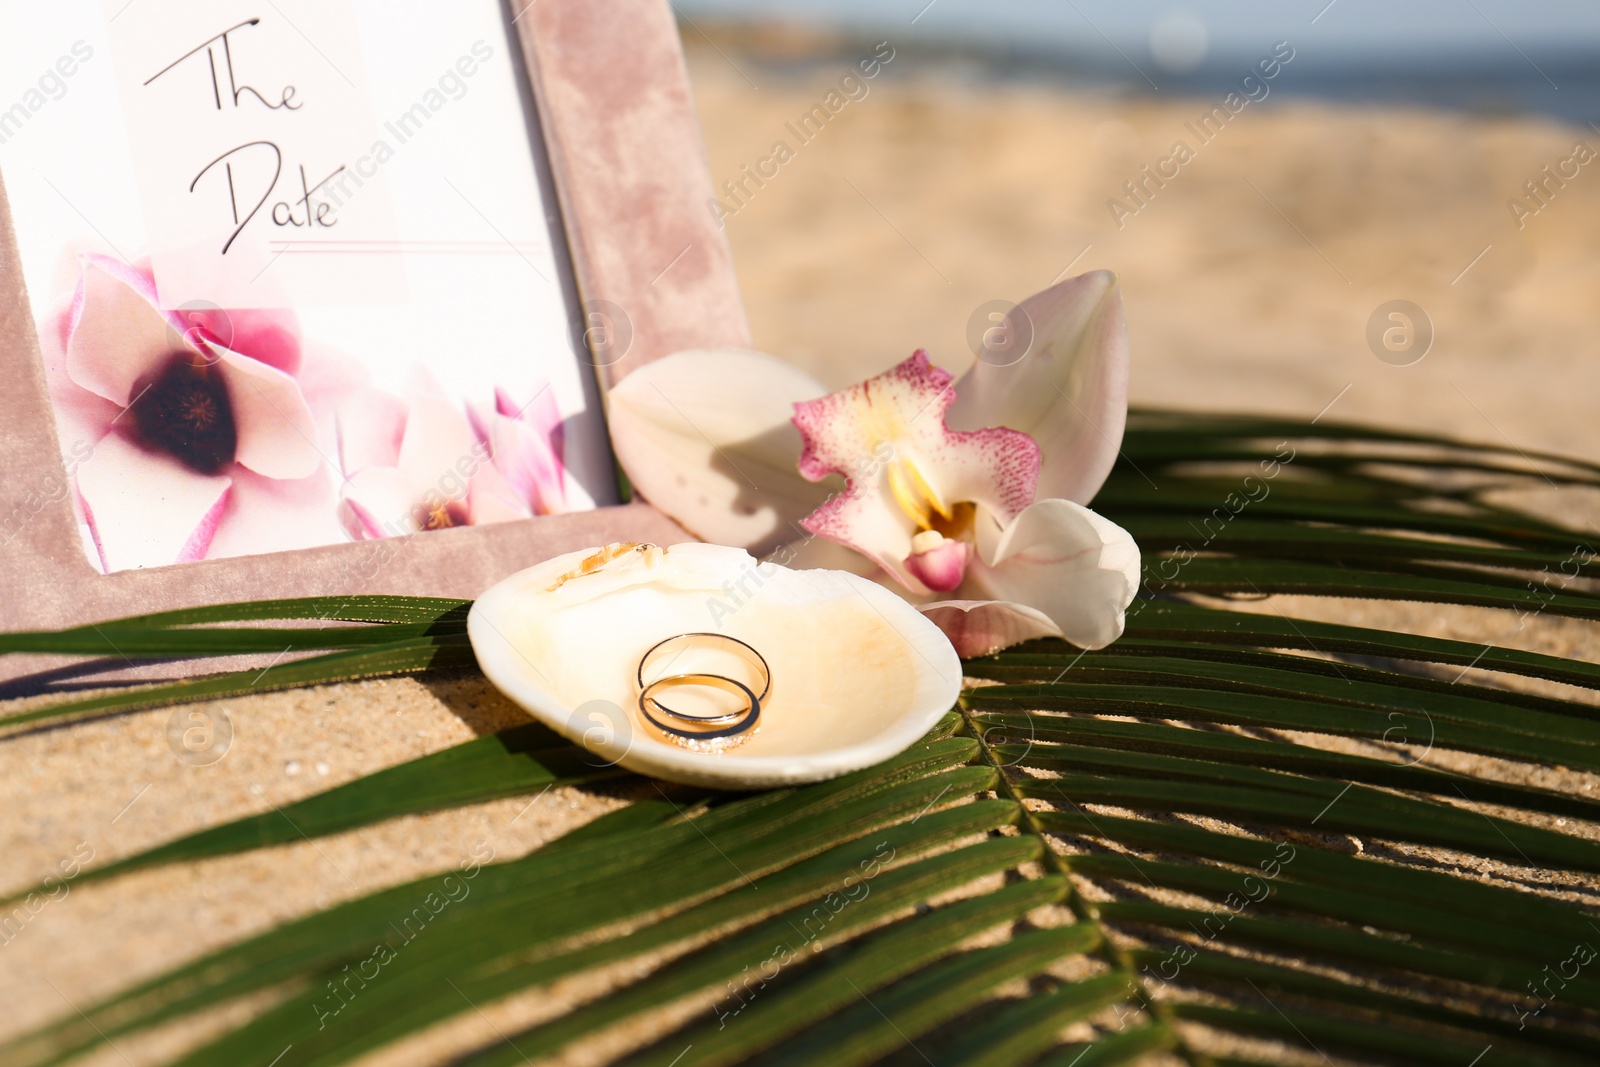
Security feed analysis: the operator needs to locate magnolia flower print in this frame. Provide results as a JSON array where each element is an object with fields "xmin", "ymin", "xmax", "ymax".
[
  {"xmin": 337, "ymin": 373, "xmax": 569, "ymax": 539},
  {"xmin": 37, "ymin": 255, "xmax": 576, "ymax": 567},
  {"xmin": 38, "ymin": 255, "xmax": 349, "ymax": 571}
]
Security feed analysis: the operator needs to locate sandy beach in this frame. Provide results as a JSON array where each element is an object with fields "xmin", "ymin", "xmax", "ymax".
[
  {"xmin": 690, "ymin": 34, "xmax": 1600, "ymax": 463},
  {"xmin": 3, "ymin": 28, "xmax": 1599, "ymax": 1064}
]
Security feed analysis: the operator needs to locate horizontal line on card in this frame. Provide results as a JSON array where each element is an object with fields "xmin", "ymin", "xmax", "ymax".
[
  {"xmin": 269, "ymin": 239, "xmax": 546, "ymax": 249},
  {"xmin": 270, "ymin": 239, "xmax": 543, "ymax": 245},
  {"xmin": 268, "ymin": 249, "xmax": 550, "ymax": 255},
  {"xmin": 268, "ymin": 243, "xmax": 548, "ymax": 256}
]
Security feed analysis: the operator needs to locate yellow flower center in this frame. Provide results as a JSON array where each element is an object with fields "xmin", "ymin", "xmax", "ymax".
[
  {"xmin": 180, "ymin": 392, "xmax": 218, "ymax": 431},
  {"xmin": 886, "ymin": 453, "xmax": 976, "ymax": 542},
  {"xmin": 420, "ymin": 504, "xmax": 457, "ymax": 531},
  {"xmin": 886, "ymin": 454, "xmax": 949, "ymax": 529}
]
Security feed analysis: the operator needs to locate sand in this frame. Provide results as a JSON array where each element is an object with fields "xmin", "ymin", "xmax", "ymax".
[
  {"xmin": 3, "ymin": 31, "xmax": 1599, "ymax": 1065},
  {"xmin": 700, "ymin": 50, "xmax": 1600, "ymax": 463}
]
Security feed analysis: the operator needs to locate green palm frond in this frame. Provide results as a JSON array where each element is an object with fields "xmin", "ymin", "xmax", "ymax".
[
  {"xmin": 0, "ymin": 598, "xmax": 472, "ymax": 730},
  {"xmin": 4, "ymin": 409, "xmax": 1600, "ymax": 1066}
]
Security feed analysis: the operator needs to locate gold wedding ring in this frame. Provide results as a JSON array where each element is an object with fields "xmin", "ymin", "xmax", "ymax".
[
  {"xmin": 635, "ymin": 633, "xmax": 771, "ymax": 746},
  {"xmin": 638, "ymin": 673, "xmax": 761, "ymax": 740}
]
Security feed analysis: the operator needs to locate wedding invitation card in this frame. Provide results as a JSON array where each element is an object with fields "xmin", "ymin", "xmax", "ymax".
[{"xmin": 0, "ymin": 2, "xmax": 614, "ymax": 573}]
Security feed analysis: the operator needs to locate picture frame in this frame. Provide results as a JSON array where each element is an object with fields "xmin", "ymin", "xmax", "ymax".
[{"xmin": 0, "ymin": 0, "xmax": 747, "ymax": 684}]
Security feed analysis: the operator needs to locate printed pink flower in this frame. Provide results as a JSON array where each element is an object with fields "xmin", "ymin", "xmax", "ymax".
[
  {"xmin": 605, "ymin": 271, "xmax": 1140, "ymax": 656},
  {"xmin": 467, "ymin": 386, "xmax": 567, "ymax": 517},
  {"xmin": 336, "ymin": 373, "xmax": 547, "ymax": 538},
  {"xmin": 38, "ymin": 255, "xmax": 342, "ymax": 571}
]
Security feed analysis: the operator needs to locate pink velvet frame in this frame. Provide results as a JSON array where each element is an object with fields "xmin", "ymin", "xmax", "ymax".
[{"xmin": 0, "ymin": 0, "xmax": 746, "ymax": 677}]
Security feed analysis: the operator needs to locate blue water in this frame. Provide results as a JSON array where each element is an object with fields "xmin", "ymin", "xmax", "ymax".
[{"xmin": 676, "ymin": 0, "xmax": 1600, "ymax": 125}]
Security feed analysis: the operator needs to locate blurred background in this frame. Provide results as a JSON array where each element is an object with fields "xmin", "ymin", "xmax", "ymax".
[{"xmin": 672, "ymin": 0, "xmax": 1600, "ymax": 459}]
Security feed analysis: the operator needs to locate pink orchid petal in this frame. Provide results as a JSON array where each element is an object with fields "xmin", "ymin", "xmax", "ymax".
[
  {"xmin": 341, "ymin": 467, "xmax": 423, "ymax": 538},
  {"xmin": 465, "ymin": 396, "xmax": 493, "ymax": 443},
  {"xmin": 607, "ymin": 349, "xmax": 833, "ymax": 553},
  {"xmin": 74, "ymin": 432, "xmax": 232, "ymax": 571},
  {"xmin": 43, "ymin": 293, "xmax": 75, "ymax": 365},
  {"xmin": 497, "ymin": 384, "xmax": 566, "ymax": 465},
  {"xmin": 509, "ymin": 384, "xmax": 568, "ymax": 512},
  {"xmin": 793, "ymin": 351, "xmax": 1039, "ymax": 593},
  {"xmin": 202, "ymin": 466, "xmax": 344, "ymax": 560},
  {"xmin": 293, "ymin": 340, "xmax": 370, "ymax": 402},
  {"xmin": 36, "ymin": 298, "xmax": 121, "ymax": 449},
  {"xmin": 478, "ymin": 406, "xmax": 565, "ymax": 515},
  {"xmin": 466, "ymin": 460, "xmax": 531, "ymax": 526},
  {"xmin": 533, "ymin": 388, "xmax": 565, "ymax": 468},
  {"xmin": 171, "ymin": 305, "xmax": 302, "ymax": 376},
  {"xmin": 949, "ymin": 271, "xmax": 1129, "ymax": 506},
  {"xmin": 337, "ymin": 389, "xmax": 409, "ymax": 475},
  {"xmin": 397, "ymin": 375, "xmax": 480, "ymax": 500},
  {"xmin": 215, "ymin": 346, "xmax": 322, "ymax": 480},
  {"xmin": 78, "ymin": 253, "xmax": 163, "ymax": 307},
  {"xmin": 175, "ymin": 487, "xmax": 233, "ymax": 562},
  {"xmin": 66, "ymin": 257, "xmax": 186, "ymax": 407},
  {"xmin": 338, "ymin": 491, "xmax": 388, "ymax": 541},
  {"xmin": 905, "ymin": 535, "xmax": 970, "ymax": 592},
  {"xmin": 291, "ymin": 343, "xmax": 371, "ymax": 477},
  {"xmin": 916, "ymin": 599, "xmax": 1061, "ymax": 658},
  {"xmin": 73, "ymin": 483, "xmax": 108, "ymax": 574},
  {"xmin": 338, "ymin": 376, "xmax": 498, "ymax": 536},
  {"xmin": 961, "ymin": 498, "xmax": 1141, "ymax": 651}
]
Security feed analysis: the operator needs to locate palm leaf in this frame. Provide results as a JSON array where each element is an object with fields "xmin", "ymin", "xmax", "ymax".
[{"xmin": 5, "ymin": 409, "xmax": 1600, "ymax": 1066}]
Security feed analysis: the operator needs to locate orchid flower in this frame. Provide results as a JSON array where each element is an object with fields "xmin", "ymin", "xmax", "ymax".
[
  {"xmin": 605, "ymin": 271, "xmax": 1140, "ymax": 657},
  {"xmin": 38, "ymin": 255, "xmax": 346, "ymax": 571}
]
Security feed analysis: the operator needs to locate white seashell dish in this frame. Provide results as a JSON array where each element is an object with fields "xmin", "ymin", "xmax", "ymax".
[{"xmin": 467, "ymin": 542, "xmax": 962, "ymax": 788}]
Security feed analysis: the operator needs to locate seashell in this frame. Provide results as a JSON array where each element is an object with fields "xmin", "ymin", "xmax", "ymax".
[{"xmin": 467, "ymin": 542, "xmax": 962, "ymax": 788}]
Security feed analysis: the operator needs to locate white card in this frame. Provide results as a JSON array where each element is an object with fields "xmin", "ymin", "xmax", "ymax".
[
  {"xmin": 0, "ymin": 3, "xmax": 616, "ymax": 573},
  {"xmin": 104, "ymin": 0, "xmax": 403, "ymax": 308}
]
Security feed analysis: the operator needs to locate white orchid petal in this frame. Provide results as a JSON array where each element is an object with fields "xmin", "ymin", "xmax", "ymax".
[
  {"xmin": 960, "ymin": 498, "xmax": 1140, "ymax": 651},
  {"xmin": 794, "ymin": 351, "xmax": 1039, "ymax": 593},
  {"xmin": 607, "ymin": 349, "xmax": 832, "ymax": 553},
  {"xmin": 949, "ymin": 271, "xmax": 1129, "ymax": 505},
  {"xmin": 917, "ymin": 599, "xmax": 1061, "ymax": 658},
  {"xmin": 802, "ymin": 478, "xmax": 926, "ymax": 591},
  {"xmin": 768, "ymin": 532, "xmax": 882, "ymax": 576}
]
